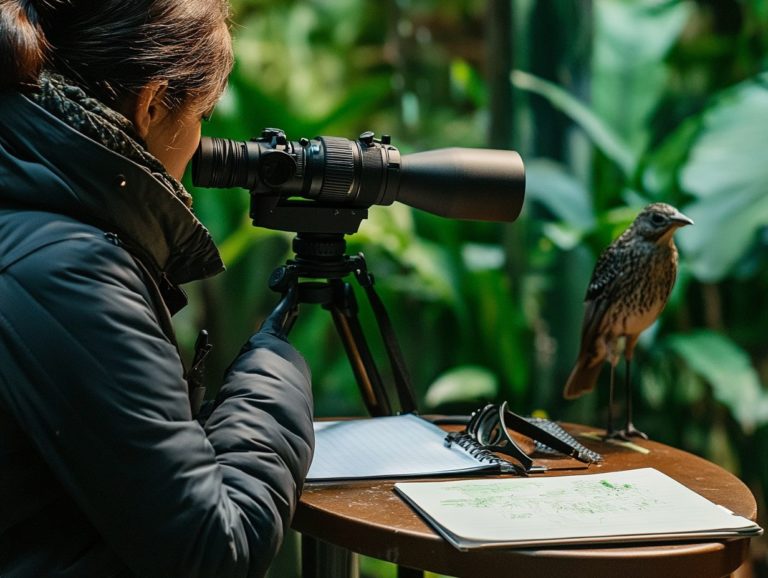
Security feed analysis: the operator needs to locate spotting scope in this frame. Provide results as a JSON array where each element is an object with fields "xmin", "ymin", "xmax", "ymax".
[{"xmin": 192, "ymin": 128, "xmax": 525, "ymax": 234}]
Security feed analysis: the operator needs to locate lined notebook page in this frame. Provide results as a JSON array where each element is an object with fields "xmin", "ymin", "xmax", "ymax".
[{"xmin": 306, "ymin": 414, "xmax": 496, "ymax": 482}]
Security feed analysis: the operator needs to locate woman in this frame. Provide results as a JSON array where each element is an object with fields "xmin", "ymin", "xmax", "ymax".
[{"xmin": 0, "ymin": 1, "xmax": 314, "ymax": 577}]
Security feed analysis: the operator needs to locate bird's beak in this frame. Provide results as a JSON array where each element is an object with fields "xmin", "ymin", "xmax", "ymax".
[{"xmin": 669, "ymin": 209, "xmax": 694, "ymax": 227}]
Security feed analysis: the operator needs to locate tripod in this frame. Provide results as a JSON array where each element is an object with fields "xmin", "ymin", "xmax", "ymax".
[{"xmin": 265, "ymin": 232, "xmax": 418, "ymax": 417}]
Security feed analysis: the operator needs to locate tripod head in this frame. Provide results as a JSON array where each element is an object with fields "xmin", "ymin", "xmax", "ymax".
[
  {"xmin": 265, "ymin": 232, "xmax": 416, "ymax": 416},
  {"xmin": 269, "ymin": 233, "xmax": 357, "ymax": 289}
]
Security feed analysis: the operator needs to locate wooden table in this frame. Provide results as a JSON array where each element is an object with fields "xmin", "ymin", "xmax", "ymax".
[{"xmin": 294, "ymin": 423, "xmax": 758, "ymax": 578}]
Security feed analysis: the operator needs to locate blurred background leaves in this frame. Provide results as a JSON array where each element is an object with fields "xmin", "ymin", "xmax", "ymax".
[{"xmin": 178, "ymin": 0, "xmax": 768, "ymax": 575}]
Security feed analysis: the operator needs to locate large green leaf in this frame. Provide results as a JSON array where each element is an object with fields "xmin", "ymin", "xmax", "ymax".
[
  {"xmin": 640, "ymin": 115, "xmax": 701, "ymax": 197},
  {"xmin": 678, "ymin": 189, "xmax": 768, "ymax": 282},
  {"xmin": 680, "ymin": 74, "xmax": 768, "ymax": 199},
  {"xmin": 524, "ymin": 158, "xmax": 596, "ymax": 232},
  {"xmin": 595, "ymin": 0, "xmax": 692, "ymax": 69},
  {"xmin": 424, "ymin": 365, "xmax": 499, "ymax": 409},
  {"xmin": 511, "ymin": 70, "xmax": 635, "ymax": 176},
  {"xmin": 665, "ymin": 330, "xmax": 768, "ymax": 434},
  {"xmin": 593, "ymin": 0, "xmax": 692, "ymax": 151},
  {"xmin": 676, "ymin": 74, "xmax": 768, "ymax": 282}
]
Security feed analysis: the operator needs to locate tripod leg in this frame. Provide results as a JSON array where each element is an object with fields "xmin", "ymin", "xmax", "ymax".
[
  {"xmin": 355, "ymin": 266, "xmax": 418, "ymax": 414},
  {"xmin": 328, "ymin": 280, "xmax": 393, "ymax": 417}
]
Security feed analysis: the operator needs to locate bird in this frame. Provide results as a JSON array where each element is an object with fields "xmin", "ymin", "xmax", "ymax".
[{"xmin": 563, "ymin": 203, "xmax": 693, "ymax": 440}]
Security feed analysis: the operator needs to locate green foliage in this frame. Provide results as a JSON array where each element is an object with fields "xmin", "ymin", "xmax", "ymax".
[
  {"xmin": 592, "ymin": 0, "xmax": 692, "ymax": 154},
  {"xmin": 665, "ymin": 330, "xmax": 768, "ymax": 434},
  {"xmin": 676, "ymin": 73, "xmax": 768, "ymax": 281},
  {"xmin": 425, "ymin": 365, "xmax": 499, "ymax": 409},
  {"xmin": 511, "ymin": 70, "xmax": 635, "ymax": 176}
]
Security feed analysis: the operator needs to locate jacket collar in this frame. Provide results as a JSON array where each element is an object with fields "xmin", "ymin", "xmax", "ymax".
[{"xmin": 0, "ymin": 91, "xmax": 224, "ymax": 285}]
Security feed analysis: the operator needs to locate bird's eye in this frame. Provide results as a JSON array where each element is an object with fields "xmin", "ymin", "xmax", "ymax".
[{"xmin": 650, "ymin": 213, "xmax": 666, "ymax": 225}]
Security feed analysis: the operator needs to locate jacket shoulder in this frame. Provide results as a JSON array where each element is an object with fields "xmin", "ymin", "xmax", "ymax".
[
  {"xmin": 0, "ymin": 209, "xmax": 153, "ymax": 313},
  {"xmin": 0, "ymin": 209, "xmax": 124, "ymax": 273}
]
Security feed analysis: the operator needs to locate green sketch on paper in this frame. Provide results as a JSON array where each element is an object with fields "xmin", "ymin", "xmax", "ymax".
[{"xmin": 437, "ymin": 478, "xmax": 659, "ymax": 520}]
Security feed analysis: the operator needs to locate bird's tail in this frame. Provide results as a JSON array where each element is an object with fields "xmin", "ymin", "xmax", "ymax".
[{"xmin": 563, "ymin": 358, "xmax": 603, "ymax": 400}]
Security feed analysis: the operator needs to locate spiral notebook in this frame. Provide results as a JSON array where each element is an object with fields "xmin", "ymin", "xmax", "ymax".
[{"xmin": 306, "ymin": 414, "xmax": 514, "ymax": 482}]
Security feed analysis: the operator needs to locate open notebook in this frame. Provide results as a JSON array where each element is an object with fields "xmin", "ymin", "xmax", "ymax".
[
  {"xmin": 395, "ymin": 467, "xmax": 763, "ymax": 550},
  {"xmin": 306, "ymin": 414, "xmax": 515, "ymax": 482}
]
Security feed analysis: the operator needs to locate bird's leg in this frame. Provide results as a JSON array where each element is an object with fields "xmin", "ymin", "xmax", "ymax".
[
  {"xmin": 603, "ymin": 361, "xmax": 619, "ymax": 440},
  {"xmin": 620, "ymin": 357, "xmax": 648, "ymax": 439}
]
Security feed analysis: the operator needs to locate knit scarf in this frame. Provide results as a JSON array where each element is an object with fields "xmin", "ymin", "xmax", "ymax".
[{"xmin": 29, "ymin": 72, "xmax": 193, "ymax": 208}]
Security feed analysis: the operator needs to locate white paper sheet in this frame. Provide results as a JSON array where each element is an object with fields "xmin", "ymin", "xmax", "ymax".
[{"xmin": 395, "ymin": 467, "xmax": 762, "ymax": 549}]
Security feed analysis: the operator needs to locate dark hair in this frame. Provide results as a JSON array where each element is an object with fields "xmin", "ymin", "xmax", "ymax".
[{"xmin": 0, "ymin": 0, "xmax": 233, "ymax": 115}]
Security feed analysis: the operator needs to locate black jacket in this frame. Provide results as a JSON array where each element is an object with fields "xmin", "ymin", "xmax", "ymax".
[{"xmin": 0, "ymin": 92, "xmax": 314, "ymax": 578}]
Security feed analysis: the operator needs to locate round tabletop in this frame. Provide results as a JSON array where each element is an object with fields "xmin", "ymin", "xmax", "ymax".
[{"xmin": 293, "ymin": 423, "xmax": 757, "ymax": 578}]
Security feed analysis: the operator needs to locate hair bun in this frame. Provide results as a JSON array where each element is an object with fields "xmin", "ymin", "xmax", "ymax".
[{"xmin": 0, "ymin": 0, "xmax": 48, "ymax": 90}]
